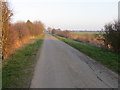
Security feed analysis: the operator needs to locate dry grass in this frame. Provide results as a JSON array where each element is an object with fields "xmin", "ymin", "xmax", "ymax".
[{"xmin": 69, "ymin": 32, "xmax": 105, "ymax": 47}]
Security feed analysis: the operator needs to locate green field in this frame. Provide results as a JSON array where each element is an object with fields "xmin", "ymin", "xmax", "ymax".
[
  {"xmin": 2, "ymin": 35, "xmax": 44, "ymax": 88},
  {"xmin": 55, "ymin": 35, "xmax": 119, "ymax": 74},
  {"xmin": 71, "ymin": 31, "xmax": 105, "ymax": 36}
]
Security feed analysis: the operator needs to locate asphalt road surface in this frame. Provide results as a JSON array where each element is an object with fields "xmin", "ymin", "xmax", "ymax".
[{"xmin": 30, "ymin": 34, "xmax": 118, "ymax": 88}]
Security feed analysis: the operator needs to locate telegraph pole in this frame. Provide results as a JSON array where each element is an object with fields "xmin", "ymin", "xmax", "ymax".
[
  {"xmin": 0, "ymin": 0, "xmax": 2, "ymax": 90},
  {"xmin": 0, "ymin": 0, "xmax": 2, "ymax": 37},
  {"xmin": 118, "ymin": 1, "xmax": 120, "ymax": 22}
]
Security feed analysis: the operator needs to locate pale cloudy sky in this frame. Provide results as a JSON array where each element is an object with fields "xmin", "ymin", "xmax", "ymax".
[{"xmin": 8, "ymin": 0, "xmax": 119, "ymax": 30}]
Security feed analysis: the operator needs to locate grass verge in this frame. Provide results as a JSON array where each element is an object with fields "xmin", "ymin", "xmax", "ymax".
[
  {"xmin": 54, "ymin": 35, "xmax": 119, "ymax": 74},
  {"xmin": 2, "ymin": 35, "xmax": 44, "ymax": 88}
]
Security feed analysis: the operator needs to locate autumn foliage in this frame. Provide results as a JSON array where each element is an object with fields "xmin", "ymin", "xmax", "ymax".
[
  {"xmin": 2, "ymin": 1, "xmax": 45, "ymax": 59},
  {"xmin": 2, "ymin": 1, "xmax": 13, "ymax": 59}
]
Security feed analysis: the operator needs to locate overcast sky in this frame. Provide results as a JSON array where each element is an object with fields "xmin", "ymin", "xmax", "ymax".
[{"xmin": 8, "ymin": 0, "xmax": 119, "ymax": 30}]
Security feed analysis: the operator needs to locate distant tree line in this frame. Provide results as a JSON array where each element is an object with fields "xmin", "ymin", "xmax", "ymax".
[
  {"xmin": 2, "ymin": 1, "xmax": 45, "ymax": 59},
  {"xmin": 52, "ymin": 29, "xmax": 70, "ymax": 38}
]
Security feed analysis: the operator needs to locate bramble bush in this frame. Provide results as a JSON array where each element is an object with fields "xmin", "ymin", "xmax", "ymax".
[{"xmin": 103, "ymin": 21, "xmax": 120, "ymax": 53}]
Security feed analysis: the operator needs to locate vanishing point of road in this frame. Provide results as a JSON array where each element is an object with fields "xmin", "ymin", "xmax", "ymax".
[{"xmin": 30, "ymin": 34, "xmax": 118, "ymax": 88}]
